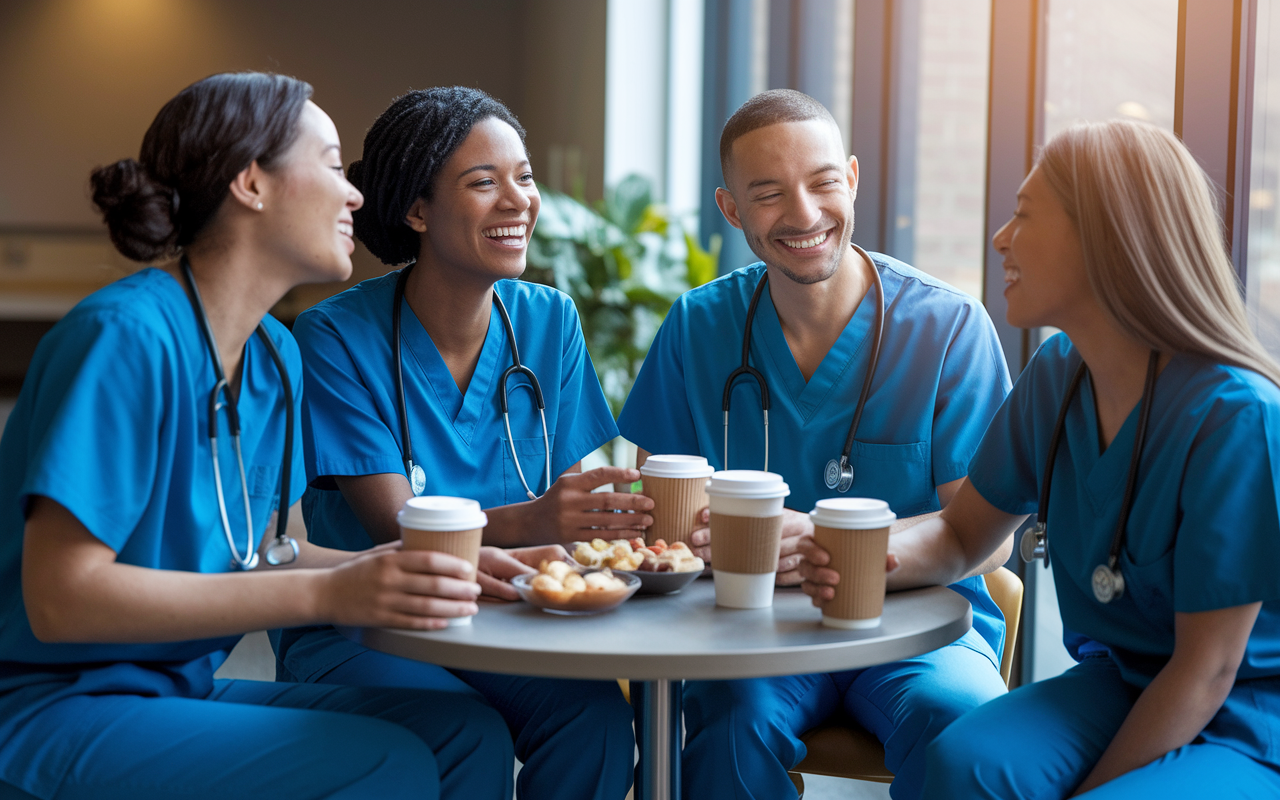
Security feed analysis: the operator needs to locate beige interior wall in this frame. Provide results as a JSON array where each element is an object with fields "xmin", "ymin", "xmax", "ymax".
[
  {"xmin": 0, "ymin": 0, "xmax": 607, "ymax": 317},
  {"xmin": 518, "ymin": 0, "xmax": 608, "ymax": 202}
]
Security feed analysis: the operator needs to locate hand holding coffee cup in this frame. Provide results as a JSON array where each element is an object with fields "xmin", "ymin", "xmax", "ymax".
[
  {"xmin": 705, "ymin": 470, "xmax": 791, "ymax": 608},
  {"xmin": 398, "ymin": 496, "xmax": 488, "ymax": 626},
  {"xmin": 640, "ymin": 455, "xmax": 715, "ymax": 548},
  {"xmin": 806, "ymin": 498, "xmax": 896, "ymax": 629}
]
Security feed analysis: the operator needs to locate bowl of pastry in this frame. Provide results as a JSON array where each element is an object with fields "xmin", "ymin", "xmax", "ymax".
[
  {"xmin": 571, "ymin": 538, "xmax": 705, "ymax": 595},
  {"xmin": 512, "ymin": 559, "xmax": 641, "ymax": 615}
]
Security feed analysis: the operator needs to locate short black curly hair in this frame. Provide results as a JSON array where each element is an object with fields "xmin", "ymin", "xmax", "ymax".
[{"xmin": 349, "ymin": 86, "xmax": 526, "ymax": 265}]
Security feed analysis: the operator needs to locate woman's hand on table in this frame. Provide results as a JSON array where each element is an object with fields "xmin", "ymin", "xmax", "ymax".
[
  {"xmin": 796, "ymin": 539, "xmax": 899, "ymax": 608},
  {"xmin": 531, "ymin": 466, "xmax": 655, "ymax": 543},
  {"xmin": 476, "ymin": 544, "xmax": 568, "ymax": 601},
  {"xmin": 317, "ymin": 544, "xmax": 481, "ymax": 630}
]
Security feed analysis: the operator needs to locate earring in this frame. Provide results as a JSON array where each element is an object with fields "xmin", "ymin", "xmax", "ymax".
[{"xmin": 256, "ymin": 202, "xmax": 264, "ymax": 210}]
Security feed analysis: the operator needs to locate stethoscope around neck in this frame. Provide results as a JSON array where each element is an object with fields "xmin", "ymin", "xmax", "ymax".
[
  {"xmin": 392, "ymin": 262, "xmax": 552, "ymax": 500},
  {"xmin": 180, "ymin": 255, "xmax": 299, "ymax": 571},
  {"xmin": 1020, "ymin": 349, "xmax": 1160, "ymax": 604},
  {"xmin": 722, "ymin": 244, "xmax": 885, "ymax": 492}
]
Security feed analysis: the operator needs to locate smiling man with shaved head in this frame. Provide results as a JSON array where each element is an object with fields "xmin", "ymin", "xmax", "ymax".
[{"xmin": 617, "ymin": 89, "xmax": 1015, "ymax": 800}]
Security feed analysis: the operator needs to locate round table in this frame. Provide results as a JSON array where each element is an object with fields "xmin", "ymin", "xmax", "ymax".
[{"xmin": 341, "ymin": 579, "xmax": 971, "ymax": 800}]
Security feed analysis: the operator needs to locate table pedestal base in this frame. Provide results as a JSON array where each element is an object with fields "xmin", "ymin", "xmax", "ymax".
[{"xmin": 633, "ymin": 679, "xmax": 683, "ymax": 800}]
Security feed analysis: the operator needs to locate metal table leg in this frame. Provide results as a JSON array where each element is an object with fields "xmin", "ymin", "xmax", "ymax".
[{"xmin": 633, "ymin": 679, "xmax": 682, "ymax": 800}]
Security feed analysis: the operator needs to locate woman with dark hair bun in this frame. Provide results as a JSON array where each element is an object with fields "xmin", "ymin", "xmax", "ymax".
[
  {"xmin": 275, "ymin": 86, "xmax": 637, "ymax": 799},
  {"xmin": 0, "ymin": 73, "xmax": 513, "ymax": 800}
]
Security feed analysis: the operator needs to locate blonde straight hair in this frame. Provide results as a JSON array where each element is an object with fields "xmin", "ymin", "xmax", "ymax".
[{"xmin": 1037, "ymin": 119, "xmax": 1280, "ymax": 388}]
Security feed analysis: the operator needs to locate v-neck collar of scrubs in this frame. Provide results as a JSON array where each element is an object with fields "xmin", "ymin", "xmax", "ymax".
[
  {"xmin": 754, "ymin": 262, "xmax": 898, "ymax": 422},
  {"xmin": 397, "ymin": 293, "xmax": 503, "ymax": 445},
  {"xmin": 1075, "ymin": 354, "xmax": 1191, "ymax": 511}
]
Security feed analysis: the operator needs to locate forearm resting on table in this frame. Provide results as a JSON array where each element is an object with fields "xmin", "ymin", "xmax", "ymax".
[
  {"xmin": 1072, "ymin": 603, "xmax": 1261, "ymax": 796},
  {"xmin": 23, "ymin": 497, "xmax": 328, "ymax": 644},
  {"xmin": 884, "ymin": 480, "xmax": 1023, "ymax": 592}
]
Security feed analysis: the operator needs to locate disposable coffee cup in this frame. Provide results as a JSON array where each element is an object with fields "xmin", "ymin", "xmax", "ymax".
[
  {"xmin": 810, "ymin": 498, "xmax": 896, "ymax": 629},
  {"xmin": 640, "ymin": 455, "xmax": 715, "ymax": 547},
  {"xmin": 397, "ymin": 496, "xmax": 488, "ymax": 626},
  {"xmin": 705, "ymin": 470, "xmax": 790, "ymax": 609}
]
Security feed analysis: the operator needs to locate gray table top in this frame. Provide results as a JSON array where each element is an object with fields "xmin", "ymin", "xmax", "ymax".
[{"xmin": 341, "ymin": 578, "xmax": 971, "ymax": 681}]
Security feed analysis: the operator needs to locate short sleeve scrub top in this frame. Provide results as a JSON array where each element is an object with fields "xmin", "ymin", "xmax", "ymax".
[
  {"xmin": 618, "ymin": 257, "xmax": 1014, "ymax": 663},
  {"xmin": 968, "ymin": 333, "xmax": 1280, "ymax": 767},
  {"xmin": 0, "ymin": 269, "xmax": 306, "ymax": 795},
  {"xmin": 276, "ymin": 271, "xmax": 618, "ymax": 682}
]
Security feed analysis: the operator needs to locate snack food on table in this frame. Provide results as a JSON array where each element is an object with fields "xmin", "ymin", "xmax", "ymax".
[
  {"xmin": 573, "ymin": 538, "xmax": 704, "ymax": 573},
  {"xmin": 529, "ymin": 558, "xmax": 628, "ymax": 604}
]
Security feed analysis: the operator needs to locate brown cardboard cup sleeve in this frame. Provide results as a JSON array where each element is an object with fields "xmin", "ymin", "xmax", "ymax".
[{"xmin": 709, "ymin": 513, "xmax": 784, "ymax": 574}]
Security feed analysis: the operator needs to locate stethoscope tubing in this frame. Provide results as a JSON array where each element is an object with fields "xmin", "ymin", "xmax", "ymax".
[
  {"xmin": 181, "ymin": 256, "xmax": 297, "ymax": 570},
  {"xmin": 721, "ymin": 245, "xmax": 885, "ymax": 489},
  {"xmin": 1024, "ymin": 348, "xmax": 1159, "ymax": 604},
  {"xmin": 393, "ymin": 263, "xmax": 552, "ymax": 500}
]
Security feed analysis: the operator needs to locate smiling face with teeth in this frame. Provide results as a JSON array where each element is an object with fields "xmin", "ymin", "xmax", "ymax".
[
  {"xmin": 252, "ymin": 102, "xmax": 363, "ymax": 285},
  {"xmin": 405, "ymin": 117, "xmax": 539, "ymax": 285},
  {"xmin": 716, "ymin": 119, "xmax": 858, "ymax": 286},
  {"xmin": 992, "ymin": 166, "xmax": 1092, "ymax": 330}
]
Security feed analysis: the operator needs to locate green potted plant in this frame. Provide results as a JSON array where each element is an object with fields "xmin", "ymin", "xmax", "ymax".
[{"xmin": 525, "ymin": 174, "xmax": 720, "ymax": 441}]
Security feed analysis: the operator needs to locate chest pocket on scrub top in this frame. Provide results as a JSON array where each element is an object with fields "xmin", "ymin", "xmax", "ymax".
[
  {"xmin": 502, "ymin": 434, "xmax": 556, "ymax": 504},
  {"xmin": 847, "ymin": 440, "xmax": 933, "ymax": 516},
  {"xmin": 1120, "ymin": 543, "xmax": 1176, "ymax": 631}
]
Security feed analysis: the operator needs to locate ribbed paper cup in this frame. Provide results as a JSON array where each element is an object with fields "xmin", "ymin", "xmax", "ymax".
[
  {"xmin": 706, "ymin": 471, "xmax": 790, "ymax": 608},
  {"xmin": 810, "ymin": 498, "xmax": 896, "ymax": 629},
  {"xmin": 398, "ymin": 496, "xmax": 488, "ymax": 626},
  {"xmin": 641, "ymin": 455, "xmax": 714, "ymax": 546}
]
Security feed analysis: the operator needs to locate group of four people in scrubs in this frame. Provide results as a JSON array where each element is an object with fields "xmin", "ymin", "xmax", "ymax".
[{"xmin": 0, "ymin": 67, "xmax": 1277, "ymax": 800}]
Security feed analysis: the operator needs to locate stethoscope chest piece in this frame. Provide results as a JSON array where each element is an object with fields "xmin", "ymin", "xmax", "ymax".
[
  {"xmin": 824, "ymin": 458, "xmax": 854, "ymax": 493},
  {"xmin": 1020, "ymin": 522, "xmax": 1048, "ymax": 566},
  {"xmin": 1092, "ymin": 563, "xmax": 1125, "ymax": 604},
  {"xmin": 409, "ymin": 463, "xmax": 427, "ymax": 497},
  {"xmin": 265, "ymin": 535, "xmax": 300, "ymax": 567}
]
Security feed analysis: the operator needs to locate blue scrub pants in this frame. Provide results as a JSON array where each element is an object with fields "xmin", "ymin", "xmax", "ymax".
[
  {"xmin": 312, "ymin": 646, "xmax": 636, "ymax": 800},
  {"xmin": 2, "ymin": 677, "xmax": 511, "ymax": 800},
  {"xmin": 924, "ymin": 655, "xmax": 1280, "ymax": 799},
  {"xmin": 682, "ymin": 629, "xmax": 1005, "ymax": 800}
]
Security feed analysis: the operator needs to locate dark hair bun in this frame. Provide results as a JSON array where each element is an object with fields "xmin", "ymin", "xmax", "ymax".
[
  {"xmin": 91, "ymin": 73, "xmax": 313, "ymax": 262},
  {"xmin": 90, "ymin": 158, "xmax": 178, "ymax": 262}
]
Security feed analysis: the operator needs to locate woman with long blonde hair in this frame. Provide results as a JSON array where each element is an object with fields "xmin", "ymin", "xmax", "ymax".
[{"xmin": 800, "ymin": 119, "xmax": 1280, "ymax": 797}]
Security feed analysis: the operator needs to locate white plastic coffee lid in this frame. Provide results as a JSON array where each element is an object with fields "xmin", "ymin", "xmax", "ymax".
[
  {"xmin": 397, "ymin": 496, "xmax": 488, "ymax": 531},
  {"xmin": 704, "ymin": 470, "xmax": 790, "ymax": 499},
  {"xmin": 640, "ymin": 454, "xmax": 715, "ymax": 479},
  {"xmin": 810, "ymin": 497, "xmax": 896, "ymax": 529}
]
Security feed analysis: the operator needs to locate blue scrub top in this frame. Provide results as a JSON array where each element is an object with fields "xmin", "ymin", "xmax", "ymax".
[
  {"xmin": 970, "ymin": 333, "xmax": 1280, "ymax": 687},
  {"xmin": 618, "ymin": 255, "xmax": 1012, "ymax": 664},
  {"xmin": 293, "ymin": 271, "xmax": 618, "ymax": 553},
  {"xmin": 0, "ymin": 269, "xmax": 306, "ymax": 784}
]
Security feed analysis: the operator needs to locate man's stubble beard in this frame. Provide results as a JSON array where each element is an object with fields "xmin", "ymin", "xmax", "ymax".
[{"xmin": 743, "ymin": 207, "xmax": 856, "ymax": 287}]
